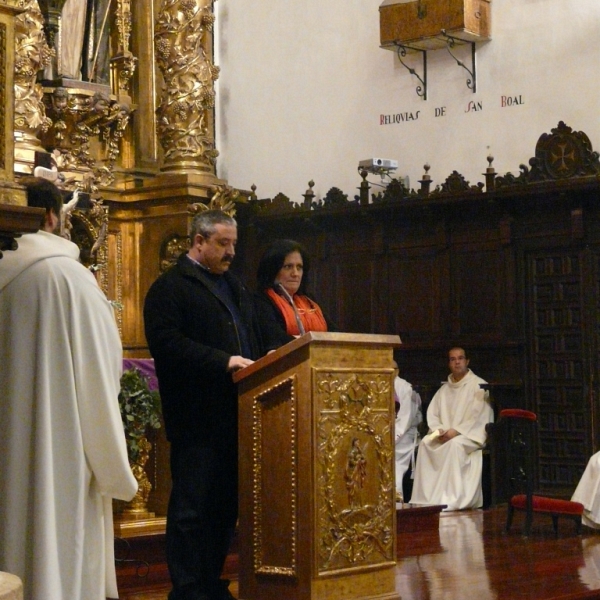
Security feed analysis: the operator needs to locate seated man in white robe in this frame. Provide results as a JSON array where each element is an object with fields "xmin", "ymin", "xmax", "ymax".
[
  {"xmin": 394, "ymin": 373, "xmax": 422, "ymax": 503},
  {"xmin": 410, "ymin": 347, "xmax": 493, "ymax": 511},
  {"xmin": 572, "ymin": 451, "xmax": 600, "ymax": 529}
]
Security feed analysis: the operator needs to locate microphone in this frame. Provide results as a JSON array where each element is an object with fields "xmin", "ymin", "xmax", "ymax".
[{"xmin": 276, "ymin": 282, "xmax": 306, "ymax": 335}]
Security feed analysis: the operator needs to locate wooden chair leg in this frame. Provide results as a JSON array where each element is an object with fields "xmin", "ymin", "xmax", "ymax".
[
  {"xmin": 506, "ymin": 504, "xmax": 514, "ymax": 532},
  {"xmin": 524, "ymin": 509, "xmax": 532, "ymax": 537}
]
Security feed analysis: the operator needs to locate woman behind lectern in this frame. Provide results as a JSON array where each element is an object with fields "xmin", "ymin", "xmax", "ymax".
[{"xmin": 255, "ymin": 239, "xmax": 335, "ymax": 350}]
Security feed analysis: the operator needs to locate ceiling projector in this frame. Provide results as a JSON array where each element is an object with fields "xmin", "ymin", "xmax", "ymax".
[{"xmin": 358, "ymin": 158, "xmax": 398, "ymax": 173}]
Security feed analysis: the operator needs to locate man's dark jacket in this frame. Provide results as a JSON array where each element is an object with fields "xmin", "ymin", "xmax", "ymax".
[{"xmin": 144, "ymin": 254, "xmax": 262, "ymax": 447}]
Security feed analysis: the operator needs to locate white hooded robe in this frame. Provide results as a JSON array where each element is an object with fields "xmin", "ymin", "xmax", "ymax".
[
  {"xmin": 572, "ymin": 451, "xmax": 600, "ymax": 529},
  {"xmin": 394, "ymin": 377, "xmax": 422, "ymax": 496},
  {"xmin": 0, "ymin": 231, "xmax": 137, "ymax": 600},
  {"xmin": 410, "ymin": 369, "xmax": 493, "ymax": 511}
]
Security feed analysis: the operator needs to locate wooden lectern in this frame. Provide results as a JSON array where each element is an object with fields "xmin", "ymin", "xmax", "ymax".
[{"xmin": 234, "ymin": 332, "xmax": 401, "ymax": 600}]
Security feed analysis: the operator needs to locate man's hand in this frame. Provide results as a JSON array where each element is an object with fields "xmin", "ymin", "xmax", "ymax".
[
  {"xmin": 438, "ymin": 428, "xmax": 459, "ymax": 443},
  {"xmin": 228, "ymin": 356, "xmax": 254, "ymax": 372}
]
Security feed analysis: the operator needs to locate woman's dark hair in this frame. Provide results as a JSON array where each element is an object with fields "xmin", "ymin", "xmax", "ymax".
[{"xmin": 257, "ymin": 239, "xmax": 311, "ymax": 293}]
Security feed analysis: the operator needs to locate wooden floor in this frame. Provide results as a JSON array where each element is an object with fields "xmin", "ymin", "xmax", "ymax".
[{"xmin": 117, "ymin": 506, "xmax": 600, "ymax": 600}]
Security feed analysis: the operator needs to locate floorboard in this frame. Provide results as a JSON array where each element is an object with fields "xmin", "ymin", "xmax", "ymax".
[{"xmin": 117, "ymin": 506, "xmax": 600, "ymax": 600}]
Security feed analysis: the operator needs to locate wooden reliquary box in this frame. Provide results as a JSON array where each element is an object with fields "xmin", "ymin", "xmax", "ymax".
[{"xmin": 380, "ymin": 0, "xmax": 491, "ymax": 51}]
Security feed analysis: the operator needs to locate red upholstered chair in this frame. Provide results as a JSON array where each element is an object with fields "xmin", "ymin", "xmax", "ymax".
[{"xmin": 500, "ymin": 408, "xmax": 583, "ymax": 536}]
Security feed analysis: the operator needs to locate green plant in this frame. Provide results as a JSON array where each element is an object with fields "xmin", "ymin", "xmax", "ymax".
[{"xmin": 118, "ymin": 368, "xmax": 162, "ymax": 463}]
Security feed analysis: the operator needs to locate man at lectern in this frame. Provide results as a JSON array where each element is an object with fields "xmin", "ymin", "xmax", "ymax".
[
  {"xmin": 410, "ymin": 347, "xmax": 493, "ymax": 511},
  {"xmin": 144, "ymin": 209, "xmax": 263, "ymax": 600}
]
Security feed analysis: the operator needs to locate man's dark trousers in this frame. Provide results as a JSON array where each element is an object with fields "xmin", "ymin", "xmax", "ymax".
[{"xmin": 167, "ymin": 443, "xmax": 238, "ymax": 600}]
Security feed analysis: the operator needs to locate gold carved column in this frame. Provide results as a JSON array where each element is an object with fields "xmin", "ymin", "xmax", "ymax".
[
  {"xmin": 13, "ymin": 0, "xmax": 52, "ymax": 174},
  {"xmin": 154, "ymin": 0, "xmax": 220, "ymax": 179}
]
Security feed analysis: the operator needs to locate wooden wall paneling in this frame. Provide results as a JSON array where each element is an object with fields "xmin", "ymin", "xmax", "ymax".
[
  {"xmin": 333, "ymin": 252, "xmax": 377, "ymax": 334},
  {"xmin": 387, "ymin": 248, "xmax": 442, "ymax": 342},
  {"xmin": 237, "ymin": 124, "xmax": 600, "ymax": 499},
  {"xmin": 447, "ymin": 205, "xmax": 508, "ymax": 341},
  {"xmin": 323, "ymin": 213, "xmax": 388, "ymax": 335},
  {"xmin": 308, "ymin": 213, "xmax": 384, "ymax": 334},
  {"xmin": 454, "ymin": 244, "xmax": 504, "ymax": 338},
  {"xmin": 385, "ymin": 209, "xmax": 445, "ymax": 345},
  {"xmin": 301, "ymin": 229, "xmax": 337, "ymax": 329},
  {"xmin": 499, "ymin": 216, "xmax": 520, "ymax": 338},
  {"xmin": 434, "ymin": 221, "xmax": 452, "ymax": 341},
  {"xmin": 525, "ymin": 247, "xmax": 588, "ymax": 495}
]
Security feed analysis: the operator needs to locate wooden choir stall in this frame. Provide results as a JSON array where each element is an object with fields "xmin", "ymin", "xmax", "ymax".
[{"xmin": 234, "ymin": 332, "xmax": 401, "ymax": 600}]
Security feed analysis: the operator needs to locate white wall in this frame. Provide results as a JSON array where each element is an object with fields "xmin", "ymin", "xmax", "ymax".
[{"xmin": 215, "ymin": 0, "xmax": 600, "ymax": 202}]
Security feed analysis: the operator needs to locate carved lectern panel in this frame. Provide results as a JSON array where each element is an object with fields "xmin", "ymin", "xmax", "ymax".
[
  {"xmin": 252, "ymin": 376, "xmax": 298, "ymax": 577},
  {"xmin": 314, "ymin": 369, "xmax": 395, "ymax": 572}
]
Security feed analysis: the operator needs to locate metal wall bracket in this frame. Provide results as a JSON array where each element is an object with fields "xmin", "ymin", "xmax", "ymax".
[
  {"xmin": 394, "ymin": 43, "xmax": 428, "ymax": 101},
  {"xmin": 440, "ymin": 30, "xmax": 476, "ymax": 93}
]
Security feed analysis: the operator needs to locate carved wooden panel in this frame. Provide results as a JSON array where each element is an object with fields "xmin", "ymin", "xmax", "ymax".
[
  {"xmin": 387, "ymin": 251, "xmax": 441, "ymax": 340},
  {"xmin": 333, "ymin": 257, "xmax": 378, "ymax": 334},
  {"xmin": 455, "ymin": 246, "xmax": 504, "ymax": 336},
  {"xmin": 314, "ymin": 368, "xmax": 395, "ymax": 572},
  {"xmin": 527, "ymin": 251, "xmax": 588, "ymax": 490},
  {"xmin": 252, "ymin": 377, "xmax": 298, "ymax": 577}
]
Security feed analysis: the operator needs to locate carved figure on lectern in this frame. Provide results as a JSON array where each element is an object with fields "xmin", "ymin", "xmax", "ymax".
[{"xmin": 345, "ymin": 437, "xmax": 367, "ymax": 508}]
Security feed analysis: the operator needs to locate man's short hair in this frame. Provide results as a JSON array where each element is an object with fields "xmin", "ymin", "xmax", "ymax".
[
  {"xmin": 448, "ymin": 346, "xmax": 468, "ymax": 359},
  {"xmin": 21, "ymin": 176, "xmax": 64, "ymax": 227},
  {"xmin": 189, "ymin": 210, "xmax": 237, "ymax": 241}
]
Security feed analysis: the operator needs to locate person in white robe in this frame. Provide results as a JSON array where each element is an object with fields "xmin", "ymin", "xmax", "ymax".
[
  {"xmin": 410, "ymin": 347, "xmax": 493, "ymax": 511},
  {"xmin": 572, "ymin": 451, "xmax": 600, "ymax": 529},
  {"xmin": 0, "ymin": 177, "xmax": 137, "ymax": 600},
  {"xmin": 394, "ymin": 374, "xmax": 422, "ymax": 502}
]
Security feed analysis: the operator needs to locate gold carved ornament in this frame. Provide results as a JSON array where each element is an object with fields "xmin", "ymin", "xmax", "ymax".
[
  {"xmin": 14, "ymin": 0, "xmax": 53, "ymax": 147},
  {"xmin": 154, "ymin": 0, "xmax": 220, "ymax": 172},
  {"xmin": 42, "ymin": 89, "xmax": 134, "ymax": 186},
  {"xmin": 315, "ymin": 371, "xmax": 395, "ymax": 571}
]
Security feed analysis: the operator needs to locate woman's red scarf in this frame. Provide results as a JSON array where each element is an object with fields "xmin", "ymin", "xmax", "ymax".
[{"xmin": 266, "ymin": 288, "xmax": 328, "ymax": 336}]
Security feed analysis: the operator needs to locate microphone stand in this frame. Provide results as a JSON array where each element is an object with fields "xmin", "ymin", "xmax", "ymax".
[{"xmin": 276, "ymin": 283, "xmax": 306, "ymax": 335}]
